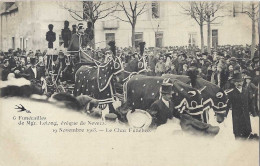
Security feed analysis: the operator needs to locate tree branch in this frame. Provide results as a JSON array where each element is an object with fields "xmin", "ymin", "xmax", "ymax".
[{"xmin": 136, "ymin": 3, "xmax": 146, "ymax": 16}]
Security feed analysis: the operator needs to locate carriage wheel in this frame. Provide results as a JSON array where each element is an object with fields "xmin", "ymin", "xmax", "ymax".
[{"xmin": 56, "ymin": 85, "xmax": 66, "ymax": 93}]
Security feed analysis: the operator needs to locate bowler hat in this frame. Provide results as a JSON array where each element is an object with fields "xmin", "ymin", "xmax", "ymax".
[
  {"xmin": 30, "ymin": 57, "xmax": 36, "ymax": 65},
  {"xmin": 244, "ymin": 75, "xmax": 252, "ymax": 80},
  {"xmin": 161, "ymin": 83, "xmax": 174, "ymax": 94},
  {"xmin": 232, "ymin": 72, "xmax": 243, "ymax": 82}
]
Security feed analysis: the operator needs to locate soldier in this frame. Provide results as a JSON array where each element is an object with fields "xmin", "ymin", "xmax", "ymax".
[{"xmin": 68, "ymin": 23, "xmax": 93, "ymax": 64}]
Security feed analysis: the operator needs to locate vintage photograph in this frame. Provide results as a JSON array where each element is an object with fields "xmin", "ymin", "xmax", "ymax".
[{"xmin": 0, "ymin": 1, "xmax": 259, "ymax": 166}]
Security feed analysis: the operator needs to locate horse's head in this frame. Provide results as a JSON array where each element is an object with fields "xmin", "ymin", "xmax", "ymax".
[
  {"xmin": 124, "ymin": 57, "xmax": 148, "ymax": 73},
  {"xmin": 96, "ymin": 56, "xmax": 123, "ymax": 91},
  {"xmin": 195, "ymin": 79, "xmax": 228, "ymax": 123},
  {"xmin": 163, "ymin": 74, "xmax": 228, "ymax": 123},
  {"xmin": 112, "ymin": 56, "xmax": 124, "ymax": 74},
  {"xmin": 170, "ymin": 79, "xmax": 204, "ymax": 118}
]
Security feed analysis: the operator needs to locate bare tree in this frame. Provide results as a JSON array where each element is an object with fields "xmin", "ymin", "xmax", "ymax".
[
  {"xmin": 203, "ymin": 2, "xmax": 225, "ymax": 53},
  {"xmin": 180, "ymin": 2, "xmax": 206, "ymax": 53},
  {"xmin": 58, "ymin": 1, "xmax": 118, "ymax": 48},
  {"xmin": 115, "ymin": 1, "xmax": 148, "ymax": 51},
  {"xmin": 180, "ymin": 2, "xmax": 225, "ymax": 53},
  {"xmin": 235, "ymin": 2, "xmax": 259, "ymax": 58}
]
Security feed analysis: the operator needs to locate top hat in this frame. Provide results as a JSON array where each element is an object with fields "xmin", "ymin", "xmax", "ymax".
[
  {"xmin": 161, "ymin": 83, "xmax": 174, "ymax": 94},
  {"xmin": 232, "ymin": 72, "xmax": 243, "ymax": 82}
]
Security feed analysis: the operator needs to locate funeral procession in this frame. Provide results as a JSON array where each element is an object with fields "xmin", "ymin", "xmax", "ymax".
[{"xmin": 0, "ymin": 1, "xmax": 260, "ymax": 140}]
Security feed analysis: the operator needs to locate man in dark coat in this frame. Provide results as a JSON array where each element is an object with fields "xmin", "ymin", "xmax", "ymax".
[
  {"xmin": 25, "ymin": 57, "xmax": 44, "ymax": 82},
  {"xmin": 1, "ymin": 59, "xmax": 11, "ymax": 81},
  {"xmin": 149, "ymin": 83, "xmax": 180, "ymax": 127},
  {"xmin": 227, "ymin": 72, "xmax": 253, "ymax": 139},
  {"xmin": 148, "ymin": 82, "xmax": 219, "ymax": 136},
  {"xmin": 68, "ymin": 23, "xmax": 92, "ymax": 64}
]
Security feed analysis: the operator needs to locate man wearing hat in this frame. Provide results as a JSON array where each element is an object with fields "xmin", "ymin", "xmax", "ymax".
[
  {"xmin": 68, "ymin": 23, "xmax": 92, "ymax": 64},
  {"xmin": 149, "ymin": 82, "xmax": 180, "ymax": 127},
  {"xmin": 148, "ymin": 82, "xmax": 218, "ymax": 135},
  {"xmin": 25, "ymin": 56, "xmax": 44, "ymax": 82},
  {"xmin": 244, "ymin": 74, "xmax": 259, "ymax": 117},
  {"xmin": 227, "ymin": 72, "xmax": 255, "ymax": 139},
  {"xmin": 68, "ymin": 23, "xmax": 85, "ymax": 52}
]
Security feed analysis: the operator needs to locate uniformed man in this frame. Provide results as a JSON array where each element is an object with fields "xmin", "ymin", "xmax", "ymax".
[{"xmin": 67, "ymin": 23, "xmax": 92, "ymax": 64}]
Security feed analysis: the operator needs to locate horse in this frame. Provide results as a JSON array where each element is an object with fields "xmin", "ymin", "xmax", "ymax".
[
  {"xmin": 74, "ymin": 56, "xmax": 124, "ymax": 114},
  {"xmin": 116, "ymin": 75, "xmax": 205, "ymax": 123},
  {"xmin": 162, "ymin": 74, "xmax": 228, "ymax": 123},
  {"xmin": 114, "ymin": 56, "xmax": 150, "ymax": 99}
]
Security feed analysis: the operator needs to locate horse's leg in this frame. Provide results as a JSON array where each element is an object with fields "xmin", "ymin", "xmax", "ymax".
[{"xmin": 108, "ymin": 103, "xmax": 116, "ymax": 113}]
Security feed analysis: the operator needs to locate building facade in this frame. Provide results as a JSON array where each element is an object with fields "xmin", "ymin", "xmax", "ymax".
[{"xmin": 0, "ymin": 1, "xmax": 258, "ymax": 52}]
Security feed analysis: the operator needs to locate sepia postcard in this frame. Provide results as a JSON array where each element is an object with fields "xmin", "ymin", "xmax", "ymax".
[{"xmin": 0, "ymin": 0, "xmax": 259, "ymax": 166}]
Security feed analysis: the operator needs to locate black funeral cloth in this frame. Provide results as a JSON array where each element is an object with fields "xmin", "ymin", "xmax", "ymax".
[
  {"xmin": 163, "ymin": 74, "xmax": 228, "ymax": 114},
  {"xmin": 97, "ymin": 57, "xmax": 123, "ymax": 91},
  {"xmin": 74, "ymin": 65, "xmax": 114, "ymax": 104},
  {"xmin": 125, "ymin": 75, "xmax": 204, "ymax": 116}
]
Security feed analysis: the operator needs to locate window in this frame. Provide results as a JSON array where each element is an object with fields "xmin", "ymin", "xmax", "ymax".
[
  {"xmin": 155, "ymin": 32, "xmax": 163, "ymax": 47},
  {"xmin": 23, "ymin": 38, "xmax": 27, "ymax": 50},
  {"xmin": 105, "ymin": 33, "xmax": 115, "ymax": 47},
  {"xmin": 134, "ymin": 32, "xmax": 143, "ymax": 48},
  {"xmin": 212, "ymin": 29, "xmax": 218, "ymax": 49},
  {"xmin": 12, "ymin": 37, "xmax": 15, "ymax": 49},
  {"xmin": 23, "ymin": 38, "xmax": 25, "ymax": 50},
  {"xmin": 152, "ymin": 2, "xmax": 160, "ymax": 18},
  {"xmin": 188, "ymin": 33, "xmax": 197, "ymax": 46}
]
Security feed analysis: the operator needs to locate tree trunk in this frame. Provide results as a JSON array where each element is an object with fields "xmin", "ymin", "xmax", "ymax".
[
  {"xmin": 207, "ymin": 17, "xmax": 211, "ymax": 54},
  {"xmin": 131, "ymin": 24, "xmax": 136, "ymax": 52},
  {"xmin": 200, "ymin": 23, "xmax": 204, "ymax": 53},
  {"xmin": 92, "ymin": 23, "xmax": 96, "ymax": 49},
  {"xmin": 250, "ymin": 3, "xmax": 256, "ymax": 59}
]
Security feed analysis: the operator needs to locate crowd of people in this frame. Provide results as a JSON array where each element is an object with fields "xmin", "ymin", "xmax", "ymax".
[
  {"xmin": 0, "ymin": 42, "xmax": 259, "ymax": 139},
  {"xmin": 1, "ymin": 42, "xmax": 260, "ymax": 113}
]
